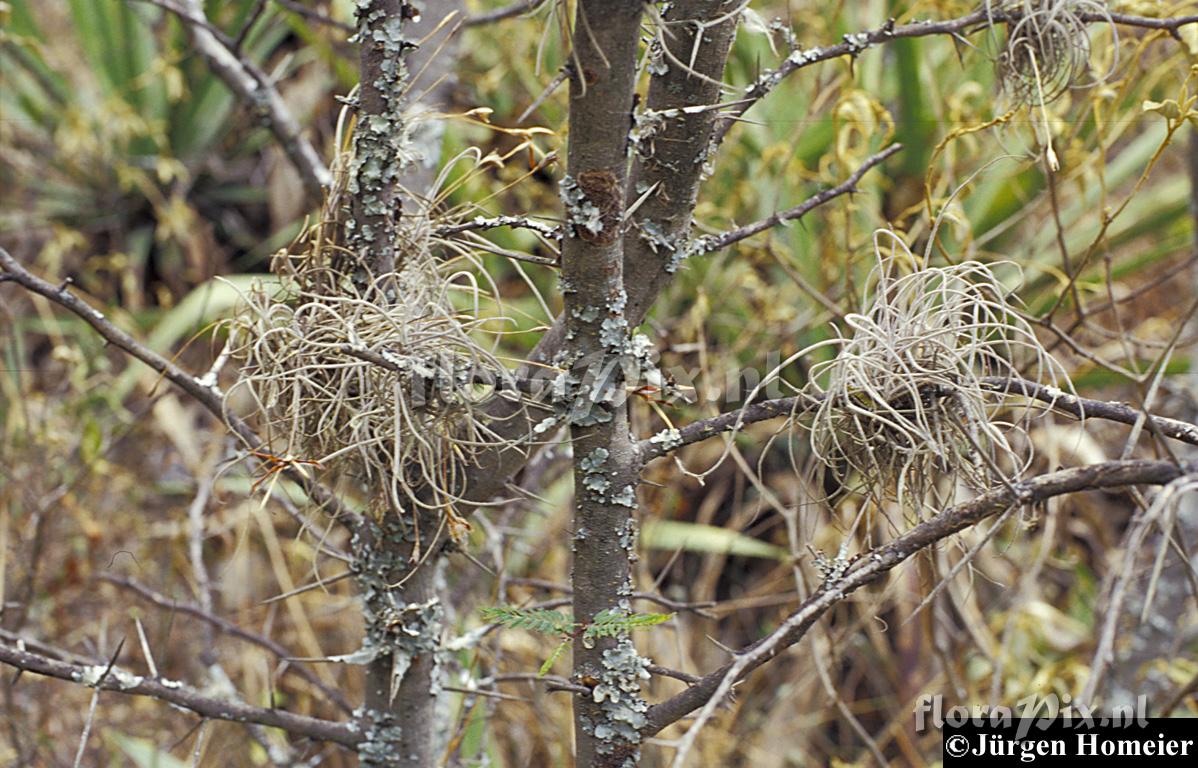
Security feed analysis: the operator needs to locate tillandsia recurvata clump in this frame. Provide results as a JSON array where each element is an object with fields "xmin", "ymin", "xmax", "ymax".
[
  {"xmin": 989, "ymin": 0, "xmax": 1117, "ymax": 106},
  {"xmin": 223, "ymin": 149, "xmax": 525, "ymax": 531},
  {"xmin": 802, "ymin": 230, "xmax": 1071, "ymax": 514}
]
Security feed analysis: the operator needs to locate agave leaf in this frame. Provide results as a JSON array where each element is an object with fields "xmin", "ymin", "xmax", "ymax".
[
  {"xmin": 640, "ymin": 519, "xmax": 789, "ymax": 561},
  {"xmin": 111, "ymin": 274, "xmax": 281, "ymax": 401},
  {"xmin": 108, "ymin": 733, "xmax": 188, "ymax": 768}
]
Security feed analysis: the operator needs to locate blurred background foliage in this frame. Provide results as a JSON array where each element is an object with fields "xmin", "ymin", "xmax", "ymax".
[{"xmin": 1, "ymin": 1, "xmax": 1197, "ymax": 766}]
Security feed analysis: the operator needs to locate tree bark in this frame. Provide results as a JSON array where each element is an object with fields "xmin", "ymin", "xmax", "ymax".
[
  {"xmin": 354, "ymin": 510, "xmax": 444, "ymax": 768},
  {"xmin": 621, "ymin": 0, "xmax": 739, "ymax": 323},
  {"xmin": 555, "ymin": 2, "xmax": 646, "ymax": 765},
  {"xmin": 349, "ymin": 0, "xmax": 417, "ymax": 278},
  {"xmin": 345, "ymin": 4, "xmax": 447, "ymax": 766}
]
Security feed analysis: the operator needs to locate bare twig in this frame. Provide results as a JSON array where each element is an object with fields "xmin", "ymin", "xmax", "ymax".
[
  {"xmin": 462, "ymin": 0, "xmax": 548, "ymax": 27},
  {"xmin": 186, "ymin": 476, "xmax": 217, "ymax": 655},
  {"xmin": 232, "ymin": 0, "xmax": 269, "ymax": 54},
  {"xmin": 0, "ymin": 247, "xmax": 362, "ymax": 531},
  {"xmin": 274, "ymin": 0, "xmax": 354, "ymax": 33},
  {"xmin": 644, "ymin": 458, "xmax": 1198, "ymax": 742},
  {"xmin": 647, "ymin": 664, "xmax": 702, "ymax": 685},
  {"xmin": 504, "ymin": 577, "xmax": 717, "ymax": 616},
  {"xmin": 692, "ymin": 144, "xmax": 902, "ymax": 254},
  {"xmin": 0, "ymin": 640, "xmax": 360, "ymax": 747},
  {"xmin": 99, "ymin": 574, "xmax": 354, "ymax": 714},
  {"xmin": 131, "ymin": 0, "xmax": 331, "ymax": 201},
  {"xmin": 261, "ymin": 571, "xmax": 353, "ymax": 604},
  {"xmin": 516, "ymin": 65, "xmax": 572, "ymax": 123},
  {"xmin": 72, "ymin": 640, "xmax": 123, "ymax": 768}
]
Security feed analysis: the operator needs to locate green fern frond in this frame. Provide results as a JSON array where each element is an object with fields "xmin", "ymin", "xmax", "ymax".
[
  {"xmin": 583, "ymin": 609, "xmax": 674, "ymax": 640},
  {"xmin": 480, "ymin": 606, "xmax": 575, "ymax": 636},
  {"xmin": 538, "ymin": 640, "xmax": 571, "ymax": 677}
]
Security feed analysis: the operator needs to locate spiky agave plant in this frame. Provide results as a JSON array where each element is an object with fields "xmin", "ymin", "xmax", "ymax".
[
  {"xmin": 988, "ymin": 0, "xmax": 1117, "ymax": 107},
  {"xmin": 803, "ymin": 230, "xmax": 1070, "ymax": 514},
  {"xmin": 223, "ymin": 146, "xmax": 527, "ymax": 532}
]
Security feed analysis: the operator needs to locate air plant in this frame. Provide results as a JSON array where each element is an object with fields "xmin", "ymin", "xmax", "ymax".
[
  {"xmin": 801, "ymin": 230, "xmax": 1071, "ymax": 514},
  {"xmin": 989, "ymin": 0, "xmax": 1117, "ymax": 107},
  {"xmin": 223, "ymin": 144, "xmax": 530, "ymax": 530}
]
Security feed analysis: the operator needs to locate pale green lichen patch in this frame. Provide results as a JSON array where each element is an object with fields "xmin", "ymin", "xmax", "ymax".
[
  {"xmin": 588, "ymin": 638, "xmax": 651, "ymax": 762},
  {"xmin": 611, "ymin": 484, "xmax": 637, "ymax": 508},
  {"xmin": 648, "ymin": 427, "xmax": 683, "ymax": 451},
  {"xmin": 74, "ymin": 665, "xmax": 145, "ymax": 690},
  {"xmin": 581, "ymin": 447, "xmax": 612, "ymax": 496},
  {"xmin": 560, "ymin": 175, "xmax": 604, "ymax": 238}
]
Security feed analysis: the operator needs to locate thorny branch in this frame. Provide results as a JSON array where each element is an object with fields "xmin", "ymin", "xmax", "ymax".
[
  {"xmin": 713, "ymin": 8, "xmax": 1198, "ymax": 147},
  {"xmin": 273, "ymin": 0, "xmax": 355, "ymax": 33},
  {"xmin": 691, "ymin": 144, "xmax": 902, "ymax": 254},
  {"xmin": 619, "ymin": 0, "xmax": 743, "ymax": 325},
  {"xmin": 99, "ymin": 574, "xmax": 354, "ymax": 714},
  {"xmin": 463, "ymin": 0, "xmax": 549, "ymax": 28},
  {"xmin": 637, "ymin": 375, "xmax": 1198, "ymax": 463}
]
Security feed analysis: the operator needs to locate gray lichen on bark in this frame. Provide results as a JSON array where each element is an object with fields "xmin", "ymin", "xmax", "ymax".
[
  {"xmin": 352, "ymin": 511, "xmax": 445, "ymax": 767},
  {"xmin": 555, "ymin": 2, "xmax": 653, "ymax": 764},
  {"xmin": 623, "ymin": 0, "xmax": 740, "ymax": 319},
  {"xmin": 348, "ymin": 0, "xmax": 420, "ymax": 278},
  {"xmin": 342, "ymin": 3, "xmax": 449, "ymax": 766}
]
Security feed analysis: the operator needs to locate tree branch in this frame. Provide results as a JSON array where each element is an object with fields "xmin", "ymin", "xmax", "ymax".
[
  {"xmin": 642, "ymin": 458, "xmax": 1198, "ymax": 740},
  {"xmin": 133, "ymin": 0, "xmax": 331, "ymax": 202},
  {"xmin": 692, "ymin": 144, "xmax": 902, "ymax": 254},
  {"xmin": 0, "ymin": 247, "xmax": 362, "ymax": 531},
  {"xmin": 273, "ymin": 0, "xmax": 355, "ymax": 33},
  {"xmin": 462, "ymin": 0, "xmax": 548, "ymax": 27},
  {"xmin": 0, "ymin": 640, "xmax": 361, "ymax": 747},
  {"xmin": 99, "ymin": 574, "xmax": 353, "ymax": 714},
  {"xmin": 432, "ymin": 214, "xmax": 562, "ymax": 241},
  {"xmin": 636, "ymin": 376, "xmax": 1198, "ymax": 463},
  {"xmin": 713, "ymin": 9, "xmax": 1198, "ymax": 147},
  {"xmin": 621, "ymin": 0, "xmax": 743, "ymax": 324}
]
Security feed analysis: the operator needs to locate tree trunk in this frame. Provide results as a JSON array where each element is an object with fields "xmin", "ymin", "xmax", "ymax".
[
  {"xmin": 354, "ymin": 510, "xmax": 445, "ymax": 767},
  {"xmin": 345, "ymin": 3, "xmax": 447, "ymax": 766},
  {"xmin": 556, "ymin": 2, "xmax": 646, "ymax": 765}
]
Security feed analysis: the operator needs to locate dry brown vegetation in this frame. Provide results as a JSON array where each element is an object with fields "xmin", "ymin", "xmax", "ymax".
[{"xmin": 2, "ymin": 1, "xmax": 1198, "ymax": 766}]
